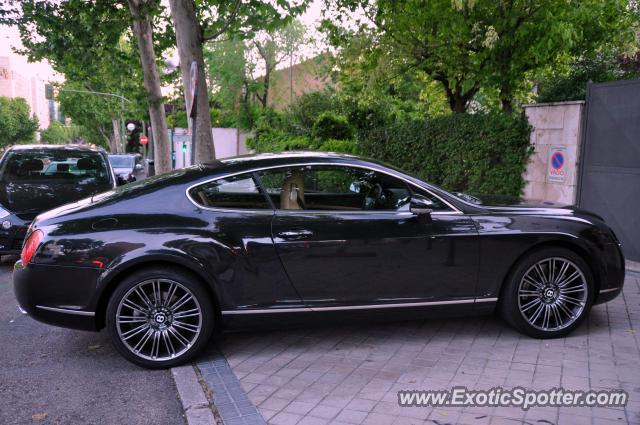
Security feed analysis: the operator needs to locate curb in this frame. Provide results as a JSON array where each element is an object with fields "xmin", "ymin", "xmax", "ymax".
[
  {"xmin": 626, "ymin": 260, "xmax": 640, "ymax": 274},
  {"xmin": 172, "ymin": 365, "xmax": 219, "ymax": 425}
]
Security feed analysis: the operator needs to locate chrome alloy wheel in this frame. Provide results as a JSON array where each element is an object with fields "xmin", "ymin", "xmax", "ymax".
[
  {"xmin": 517, "ymin": 257, "xmax": 588, "ymax": 331},
  {"xmin": 115, "ymin": 279, "xmax": 202, "ymax": 361}
]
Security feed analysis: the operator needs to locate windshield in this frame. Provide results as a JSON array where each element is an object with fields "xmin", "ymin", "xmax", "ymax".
[
  {"xmin": 109, "ymin": 155, "xmax": 135, "ymax": 169},
  {"xmin": 0, "ymin": 150, "xmax": 111, "ymax": 185}
]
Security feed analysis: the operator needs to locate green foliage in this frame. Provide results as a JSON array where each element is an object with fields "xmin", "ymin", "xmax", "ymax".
[
  {"xmin": 5, "ymin": 0, "xmax": 174, "ymax": 149},
  {"xmin": 323, "ymin": 0, "xmax": 636, "ymax": 112},
  {"xmin": 0, "ymin": 97, "xmax": 39, "ymax": 147},
  {"xmin": 537, "ymin": 52, "xmax": 640, "ymax": 102},
  {"xmin": 312, "ymin": 112, "xmax": 353, "ymax": 141},
  {"xmin": 249, "ymin": 89, "xmax": 532, "ymax": 196},
  {"xmin": 359, "ymin": 113, "xmax": 532, "ymax": 196},
  {"xmin": 40, "ymin": 121, "xmax": 78, "ymax": 145}
]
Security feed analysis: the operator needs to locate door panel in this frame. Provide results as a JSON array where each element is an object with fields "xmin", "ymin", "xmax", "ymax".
[
  {"xmin": 272, "ymin": 212, "xmax": 479, "ymax": 307},
  {"xmin": 188, "ymin": 173, "xmax": 303, "ymax": 310}
]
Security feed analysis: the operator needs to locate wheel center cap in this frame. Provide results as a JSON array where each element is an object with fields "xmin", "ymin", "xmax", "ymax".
[
  {"xmin": 154, "ymin": 313, "xmax": 167, "ymax": 324},
  {"xmin": 544, "ymin": 288, "xmax": 555, "ymax": 298}
]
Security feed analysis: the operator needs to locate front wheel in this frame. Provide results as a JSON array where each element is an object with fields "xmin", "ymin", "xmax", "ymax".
[
  {"xmin": 106, "ymin": 267, "xmax": 214, "ymax": 368},
  {"xmin": 500, "ymin": 247, "xmax": 594, "ymax": 338}
]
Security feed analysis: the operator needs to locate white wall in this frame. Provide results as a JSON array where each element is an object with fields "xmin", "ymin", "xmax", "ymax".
[
  {"xmin": 522, "ymin": 101, "xmax": 584, "ymax": 204},
  {"xmin": 170, "ymin": 128, "xmax": 251, "ymax": 168}
]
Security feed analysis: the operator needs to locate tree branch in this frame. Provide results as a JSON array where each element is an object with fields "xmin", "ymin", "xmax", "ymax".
[{"xmin": 202, "ymin": 0, "xmax": 242, "ymax": 42}]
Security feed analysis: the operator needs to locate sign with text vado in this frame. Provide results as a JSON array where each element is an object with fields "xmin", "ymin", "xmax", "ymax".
[{"xmin": 548, "ymin": 146, "xmax": 567, "ymax": 183}]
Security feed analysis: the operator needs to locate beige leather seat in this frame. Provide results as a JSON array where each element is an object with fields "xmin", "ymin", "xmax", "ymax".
[{"xmin": 281, "ymin": 170, "xmax": 305, "ymax": 209}]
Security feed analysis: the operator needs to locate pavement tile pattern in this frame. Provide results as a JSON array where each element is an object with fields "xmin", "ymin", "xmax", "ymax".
[{"xmin": 204, "ymin": 272, "xmax": 640, "ymax": 425}]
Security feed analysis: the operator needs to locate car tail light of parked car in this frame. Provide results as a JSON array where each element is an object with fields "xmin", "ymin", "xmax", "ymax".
[{"xmin": 20, "ymin": 230, "xmax": 43, "ymax": 265}]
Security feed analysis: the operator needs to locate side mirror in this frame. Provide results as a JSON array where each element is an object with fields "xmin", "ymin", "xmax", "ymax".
[
  {"xmin": 410, "ymin": 194, "xmax": 434, "ymax": 215},
  {"xmin": 135, "ymin": 163, "xmax": 143, "ymax": 171},
  {"xmin": 116, "ymin": 175, "xmax": 127, "ymax": 186}
]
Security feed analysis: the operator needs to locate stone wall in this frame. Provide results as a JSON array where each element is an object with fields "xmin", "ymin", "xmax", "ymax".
[{"xmin": 522, "ymin": 101, "xmax": 584, "ymax": 204}]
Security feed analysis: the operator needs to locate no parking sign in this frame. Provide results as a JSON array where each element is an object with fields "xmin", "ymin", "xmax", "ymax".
[{"xmin": 548, "ymin": 146, "xmax": 567, "ymax": 183}]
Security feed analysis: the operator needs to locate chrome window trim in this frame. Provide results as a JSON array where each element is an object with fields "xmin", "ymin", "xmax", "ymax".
[
  {"xmin": 36, "ymin": 305, "xmax": 96, "ymax": 316},
  {"xmin": 186, "ymin": 161, "xmax": 462, "ymax": 215},
  {"xmin": 221, "ymin": 297, "xmax": 498, "ymax": 315}
]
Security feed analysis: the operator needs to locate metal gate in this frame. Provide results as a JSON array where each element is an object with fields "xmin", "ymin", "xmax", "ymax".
[{"xmin": 578, "ymin": 79, "xmax": 640, "ymax": 262}]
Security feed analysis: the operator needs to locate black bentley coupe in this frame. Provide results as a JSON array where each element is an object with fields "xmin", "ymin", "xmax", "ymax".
[{"xmin": 13, "ymin": 152, "xmax": 625, "ymax": 368}]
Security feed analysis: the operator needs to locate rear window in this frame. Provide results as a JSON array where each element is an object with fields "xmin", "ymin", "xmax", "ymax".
[
  {"xmin": 0, "ymin": 150, "xmax": 111, "ymax": 185},
  {"xmin": 109, "ymin": 155, "xmax": 135, "ymax": 168}
]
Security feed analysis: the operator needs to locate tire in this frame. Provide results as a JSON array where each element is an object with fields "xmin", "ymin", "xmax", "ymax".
[
  {"xmin": 499, "ymin": 247, "xmax": 594, "ymax": 339},
  {"xmin": 106, "ymin": 266, "xmax": 215, "ymax": 368}
]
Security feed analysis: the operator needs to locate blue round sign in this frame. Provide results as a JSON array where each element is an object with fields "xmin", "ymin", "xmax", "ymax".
[{"xmin": 551, "ymin": 151, "xmax": 564, "ymax": 170}]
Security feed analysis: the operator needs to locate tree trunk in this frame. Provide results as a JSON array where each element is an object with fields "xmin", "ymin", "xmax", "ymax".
[
  {"xmin": 500, "ymin": 82, "xmax": 514, "ymax": 113},
  {"xmin": 168, "ymin": 0, "xmax": 216, "ymax": 164},
  {"xmin": 110, "ymin": 117, "xmax": 121, "ymax": 153},
  {"xmin": 259, "ymin": 68, "xmax": 271, "ymax": 108},
  {"xmin": 501, "ymin": 98, "xmax": 514, "ymax": 113},
  {"xmin": 440, "ymin": 80, "xmax": 477, "ymax": 113},
  {"xmin": 127, "ymin": 0, "xmax": 172, "ymax": 174}
]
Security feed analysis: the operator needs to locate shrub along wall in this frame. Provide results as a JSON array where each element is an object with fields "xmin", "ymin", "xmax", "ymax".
[
  {"xmin": 248, "ymin": 109, "xmax": 532, "ymax": 197},
  {"xmin": 359, "ymin": 113, "xmax": 532, "ymax": 197}
]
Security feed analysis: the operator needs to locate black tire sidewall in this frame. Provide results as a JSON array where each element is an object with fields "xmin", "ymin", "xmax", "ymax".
[
  {"xmin": 500, "ymin": 247, "xmax": 595, "ymax": 339},
  {"xmin": 106, "ymin": 267, "xmax": 214, "ymax": 369}
]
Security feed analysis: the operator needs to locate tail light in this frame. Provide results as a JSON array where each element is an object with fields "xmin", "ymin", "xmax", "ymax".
[{"xmin": 21, "ymin": 230, "xmax": 43, "ymax": 265}]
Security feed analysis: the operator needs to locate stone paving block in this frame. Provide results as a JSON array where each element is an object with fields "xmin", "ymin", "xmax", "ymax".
[{"xmin": 191, "ymin": 273, "xmax": 640, "ymax": 424}]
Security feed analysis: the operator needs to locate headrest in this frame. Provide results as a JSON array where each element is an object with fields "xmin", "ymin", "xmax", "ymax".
[
  {"xmin": 23, "ymin": 159, "xmax": 43, "ymax": 172},
  {"xmin": 77, "ymin": 157, "xmax": 96, "ymax": 170}
]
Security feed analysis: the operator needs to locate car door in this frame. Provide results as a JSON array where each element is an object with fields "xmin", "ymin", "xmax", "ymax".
[
  {"xmin": 187, "ymin": 172, "xmax": 303, "ymax": 310},
  {"xmin": 256, "ymin": 164, "xmax": 479, "ymax": 309}
]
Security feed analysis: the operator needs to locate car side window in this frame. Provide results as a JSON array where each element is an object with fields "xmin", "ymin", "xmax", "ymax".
[
  {"xmin": 189, "ymin": 173, "xmax": 270, "ymax": 209},
  {"xmin": 256, "ymin": 165, "xmax": 412, "ymax": 211}
]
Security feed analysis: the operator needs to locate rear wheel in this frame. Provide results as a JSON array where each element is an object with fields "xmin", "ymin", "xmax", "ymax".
[
  {"xmin": 106, "ymin": 267, "xmax": 214, "ymax": 368},
  {"xmin": 500, "ymin": 247, "xmax": 594, "ymax": 338}
]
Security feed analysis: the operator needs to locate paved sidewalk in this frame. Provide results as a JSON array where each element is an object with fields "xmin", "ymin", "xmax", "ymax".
[{"xmin": 201, "ymin": 272, "xmax": 640, "ymax": 425}]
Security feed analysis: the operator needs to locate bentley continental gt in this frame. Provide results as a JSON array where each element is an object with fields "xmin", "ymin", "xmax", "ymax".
[{"xmin": 13, "ymin": 152, "xmax": 625, "ymax": 368}]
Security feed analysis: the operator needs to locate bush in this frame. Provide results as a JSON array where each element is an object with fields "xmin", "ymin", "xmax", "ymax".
[
  {"xmin": 358, "ymin": 113, "xmax": 532, "ymax": 196},
  {"xmin": 312, "ymin": 112, "xmax": 354, "ymax": 141},
  {"xmin": 40, "ymin": 121, "xmax": 79, "ymax": 144},
  {"xmin": 0, "ymin": 96, "xmax": 38, "ymax": 147}
]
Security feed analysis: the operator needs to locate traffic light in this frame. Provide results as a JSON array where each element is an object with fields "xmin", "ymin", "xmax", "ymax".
[{"xmin": 182, "ymin": 143, "xmax": 187, "ymax": 153}]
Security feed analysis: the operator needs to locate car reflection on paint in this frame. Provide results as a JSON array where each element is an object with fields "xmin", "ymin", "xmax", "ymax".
[{"xmin": 13, "ymin": 152, "xmax": 625, "ymax": 368}]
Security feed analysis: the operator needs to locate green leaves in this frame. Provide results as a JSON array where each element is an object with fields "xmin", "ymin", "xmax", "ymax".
[
  {"xmin": 0, "ymin": 97, "xmax": 39, "ymax": 148},
  {"xmin": 324, "ymin": 0, "xmax": 635, "ymax": 112}
]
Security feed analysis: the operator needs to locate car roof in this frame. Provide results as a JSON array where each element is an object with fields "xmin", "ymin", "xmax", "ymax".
[
  {"xmin": 205, "ymin": 151, "xmax": 361, "ymax": 171},
  {"xmin": 7, "ymin": 144, "xmax": 105, "ymax": 153}
]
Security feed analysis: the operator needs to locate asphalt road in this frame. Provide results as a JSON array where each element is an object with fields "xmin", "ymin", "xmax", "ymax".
[{"xmin": 0, "ymin": 259, "xmax": 186, "ymax": 425}]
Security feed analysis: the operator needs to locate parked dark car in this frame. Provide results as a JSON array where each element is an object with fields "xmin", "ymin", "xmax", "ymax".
[
  {"xmin": 0, "ymin": 145, "xmax": 115, "ymax": 255},
  {"xmin": 13, "ymin": 152, "xmax": 624, "ymax": 368},
  {"xmin": 108, "ymin": 153, "xmax": 143, "ymax": 184}
]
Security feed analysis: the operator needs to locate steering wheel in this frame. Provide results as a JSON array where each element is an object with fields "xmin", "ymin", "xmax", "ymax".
[{"xmin": 362, "ymin": 183, "xmax": 383, "ymax": 210}]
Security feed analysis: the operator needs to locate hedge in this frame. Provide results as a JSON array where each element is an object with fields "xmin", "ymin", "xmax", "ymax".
[
  {"xmin": 358, "ymin": 113, "xmax": 532, "ymax": 197},
  {"xmin": 247, "ymin": 108, "xmax": 532, "ymax": 197}
]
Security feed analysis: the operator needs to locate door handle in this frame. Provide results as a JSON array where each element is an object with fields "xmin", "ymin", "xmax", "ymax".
[{"xmin": 276, "ymin": 230, "xmax": 314, "ymax": 241}]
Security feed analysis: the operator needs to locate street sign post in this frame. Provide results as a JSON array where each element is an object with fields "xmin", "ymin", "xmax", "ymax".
[{"xmin": 188, "ymin": 61, "xmax": 198, "ymax": 166}]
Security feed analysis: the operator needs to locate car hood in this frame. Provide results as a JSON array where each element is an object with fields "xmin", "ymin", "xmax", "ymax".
[
  {"xmin": 479, "ymin": 198, "xmax": 604, "ymax": 221},
  {"xmin": 0, "ymin": 181, "xmax": 111, "ymax": 216}
]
